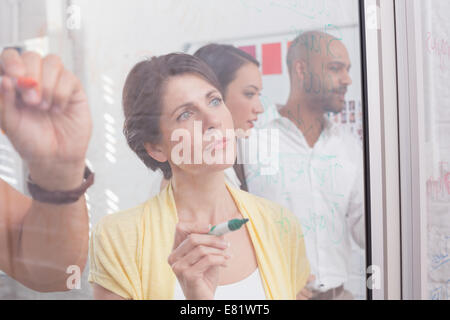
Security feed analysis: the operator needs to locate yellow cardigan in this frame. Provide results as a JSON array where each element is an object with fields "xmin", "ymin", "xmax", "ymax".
[{"xmin": 88, "ymin": 181, "xmax": 310, "ymax": 300}]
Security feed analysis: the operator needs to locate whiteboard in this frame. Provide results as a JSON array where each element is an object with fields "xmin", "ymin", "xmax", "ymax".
[
  {"xmin": 420, "ymin": 0, "xmax": 450, "ymax": 301},
  {"xmin": 186, "ymin": 23, "xmax": 366, "ymax": 299},
  {"xmin": 0, "ymin": 46, "xmax": 26, "ymax": 195},
  {"xmin": 186, "ymin": 24, "xmax": 364, "ymax": 140},
  {"xmin": 0, "ymin": 0, "xmax": 368, "ymax": 300}
]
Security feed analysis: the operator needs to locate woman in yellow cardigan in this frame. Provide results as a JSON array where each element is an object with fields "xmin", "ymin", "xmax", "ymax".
[{"xmin": 89, "ymin": 53, "xmax": 310, "ymax": 300}]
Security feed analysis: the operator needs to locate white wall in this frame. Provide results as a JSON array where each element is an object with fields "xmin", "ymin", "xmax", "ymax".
[{"xmin": 0, "ymin": 0, "xmax": 14, "ymax": 45}]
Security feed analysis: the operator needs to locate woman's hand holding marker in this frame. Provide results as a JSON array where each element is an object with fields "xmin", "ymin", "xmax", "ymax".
[
  {"xmin": 168, "ymin": 222, "xmax": 231, "ymax": 300},
  {"xmin": 208, "ymin": 218, "xmax": 249, "ymax": 236},
  {"xmin": 168, "ymin": 218, "xmax": 248, "ymax": 300}
]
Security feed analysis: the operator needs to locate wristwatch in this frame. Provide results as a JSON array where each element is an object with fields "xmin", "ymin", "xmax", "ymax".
[{"xmin": 27, "ymin": 166, "xmax": 95, "ymax": 205}]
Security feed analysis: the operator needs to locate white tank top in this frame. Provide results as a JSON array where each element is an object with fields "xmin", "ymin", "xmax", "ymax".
[{"xmin": 173, "ymin": 268, "xmax": 266, "ymax": 300}]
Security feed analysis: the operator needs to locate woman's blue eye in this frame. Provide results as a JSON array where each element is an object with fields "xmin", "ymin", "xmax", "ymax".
[
  {"xmin": 210, "ymin": 97, "xmax": 222, "ymax": 107},
  {"xmin": 177, "ymin": 111, "xmax": 192, "ymax": 121}
]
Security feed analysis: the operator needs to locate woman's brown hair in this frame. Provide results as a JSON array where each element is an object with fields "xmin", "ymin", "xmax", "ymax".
[{"xmin": 122, "ymin": 53, "xmax": 222, "ymax": 179}]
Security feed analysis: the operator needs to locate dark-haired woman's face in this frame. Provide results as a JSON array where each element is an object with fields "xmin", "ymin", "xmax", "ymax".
[
  {"xmin": 224, "ymin": 63, "xmax": 264, "ymax": 135},
  {"xmin": 150, "ymin": 74, "xmax": 236, "ymax": 176}
]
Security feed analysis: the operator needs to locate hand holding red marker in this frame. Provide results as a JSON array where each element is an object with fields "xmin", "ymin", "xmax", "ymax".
[
  {"xmin": 0, "ymin": 76, "xmax": 39, "ymax": 90},
  {"xmin": 0, "ymin": 48, "xmax": 92, "ymax": 191}
]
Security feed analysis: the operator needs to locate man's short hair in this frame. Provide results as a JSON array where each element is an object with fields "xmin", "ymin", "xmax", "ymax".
[{"xmin": 286, "ymin": 31, "xmax": 336, "ymax": 78}]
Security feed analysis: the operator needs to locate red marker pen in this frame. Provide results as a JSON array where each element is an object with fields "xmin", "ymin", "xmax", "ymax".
[{"xmin": 0, "ymin": 76, "xmax": 38, "ymax": 90}]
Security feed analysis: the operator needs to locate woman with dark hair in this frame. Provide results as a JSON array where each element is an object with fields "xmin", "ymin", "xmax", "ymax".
[
  {"xmin": 194, "ymin": 44, "xmax": 264, "ymax": 191},
  {"xmin": 194, "ymin": 44, "xmax": 263, "ymax": 133},
  {"xmin": 88, "ymin": 53, "xmax": 310, "ymax": 300},
  {"xmin": 161, "ymin": 44, "xmax": 263, "ymax": 191}
]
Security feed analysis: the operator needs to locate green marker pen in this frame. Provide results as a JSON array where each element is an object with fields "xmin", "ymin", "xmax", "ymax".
[{"xmin": 208, "ymin": 218, "xmax": 249, "ymax": 236}]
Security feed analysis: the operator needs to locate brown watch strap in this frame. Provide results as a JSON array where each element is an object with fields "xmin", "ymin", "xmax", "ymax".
[{"xmin": 27, "ymin": 166, "xmax": 95, "ymax": 205}]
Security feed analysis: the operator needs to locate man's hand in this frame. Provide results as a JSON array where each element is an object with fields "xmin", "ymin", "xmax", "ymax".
[
  {"xmin": 0, "ymin": 49, "xmax": 92, "ymax": 191},
  {"xmin": 297, "ymin": 275, "xmax": 316, "ymax": 300}
]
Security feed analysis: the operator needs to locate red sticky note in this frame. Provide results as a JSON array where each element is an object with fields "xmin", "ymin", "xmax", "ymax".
[
  {"xmin": 239, "ymin": 45, "xmax": 256, "ymax": 59},
  {"xmin": 262, "ymin": 43, "xmax": 282, "ymax": 75}
]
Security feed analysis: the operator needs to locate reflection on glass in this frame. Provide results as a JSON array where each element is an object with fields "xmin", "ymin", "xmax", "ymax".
[
  {"xmin": 0, "ymin": 0, "xmax": 367, "ymax": 300},
  {"xmin": 417, "ymin": 0, "xmax": 450, "ymax": 301},
  {"xmin": 241, "ymin": 23, "xmax": 366, "ymax": 300}
]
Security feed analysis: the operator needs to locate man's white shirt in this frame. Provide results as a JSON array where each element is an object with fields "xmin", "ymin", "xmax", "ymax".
[{"xmin": 242, "ymin": 113, "xmax": 365, "ymax": 292}]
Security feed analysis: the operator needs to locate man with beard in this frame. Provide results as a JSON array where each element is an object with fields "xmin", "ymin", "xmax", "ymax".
[{"xmin": 243, "ymin": 31, "xmax": 365, "ymax": 300}]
